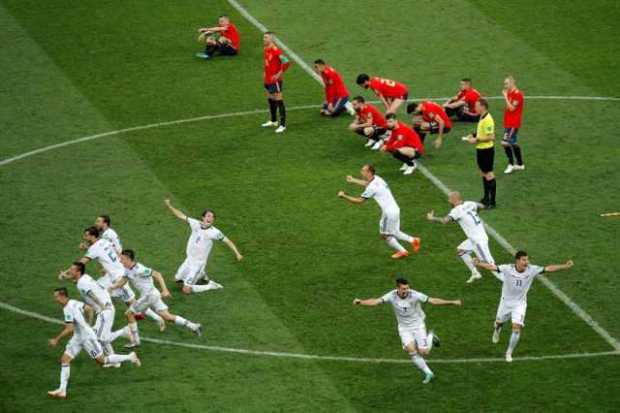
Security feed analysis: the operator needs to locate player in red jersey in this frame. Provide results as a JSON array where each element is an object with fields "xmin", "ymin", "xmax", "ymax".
[
  {"xmin": 314, "ymin": 59, "xmax": 355, "ymax": 117},
  {"xmin": 196, "ymin": 15, "xmax": 240, "ymax": 59},
  {"xmin": 501, "ymin": 76, "xmax": 525, "ymax": 174},
  {"xmin": 407, "ymin": 101, "xmax": 452, "ymax": 150},
  {"xmin": 443, "ymin": 78, "xmax": 481, "ymax": 122},
  {"xmin": 356, "ymin": 74, "xmax": 409, "ymax": 114},
  {"xmin": 382, "ymin": 114, "xmax": 425, "ymax": 176},
  {"xmin": 261, "ymin": 32, "xmax": 290, "ymax": 134},
  {"xmin": 349, "ymin": 96, "xmax": 389, "ymax": 149}
]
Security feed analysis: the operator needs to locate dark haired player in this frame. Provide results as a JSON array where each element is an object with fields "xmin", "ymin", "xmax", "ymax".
[
  {"xmin": 501, "ymin": 76, "xmax": 525, "ymax": 174},
  {"xmin": 407, "ymin": 101, "xmax": 452, "ymax": 149},
  {"xmin": 475, "ymin": 252, "xmax": 574, "ymax": 362},
  {"xmin": 349, "ymin": 96, "xmax": 388, "ymax": 149},
  {"xmin": 443, "ymin": 78, "xmax": 481, "ymax": 122},
  {"xmin": 164, "ymin": 199, "xmax": 243, "ymax": 294},
  {"xmin": 382, "ymin": 114, "xmax": 425, "ymax": 175},
  {"xmin": 94, "ymin": 214, "xmax": 122, "ymax": 254},
  {"xmin": 196, "ymin": 15, "xmax": 240, "ymax": 59},
  {"xmin": 356, "ymin": 74, "xmax": 409, "ymax": 114},
  {"xmin": 314, "ymin": 59, "xmax": 354, "ymax": 117},
  {"xmin": 261, "ymin": 32, "xmax": 290, "ymax": 133},
  {"xmin": 353, "ymin": 278, "xmax": 462, "ymax": 384}
]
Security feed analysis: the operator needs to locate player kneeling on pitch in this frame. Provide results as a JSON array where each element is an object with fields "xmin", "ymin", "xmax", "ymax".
[
  {"xmin": 47, "ymin": 288, "xmax": 140, "ymax": 399},
  {"xmin": 475, "ymin": 251, "xmax": 574, "ymax": 362},
  {"xmin": 382, "ymin": 113, "xmax": 426, "ymax": 175},
  {"xmin": 196, "ymin": 15, "xmax": 240, "ymax": 60},
  {"xmin": 109, "ymin": 249, "xmax": 203, "ymax": 348},
  {"xmin": 354, "ymin": 278, "xmax": 462, "ymax": 384}
]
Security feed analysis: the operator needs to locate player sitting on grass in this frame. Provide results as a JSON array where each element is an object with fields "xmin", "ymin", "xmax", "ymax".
[
  {"xmin": 475, "ymin": 252, "xmax": 574, "ymax": 362},
  {"xmin": 443, "ymin": 78, "xmax": 481, "ymax": 122},
  {"xmin": 349, "ymin": 96, "xmax": 389, "ymax": 150},
  {"xmin": 314, "ymin": 59, "xmax": 355, "ymax": 117},
  {"xmin": 196, "ymin": 15, "xmax": 240, "ymax": 59},
  {"xmin": 381, "ymin": 113, "xmax": 425, "ymax": 175},
  {"xmin": 47, "ymin": 288, "xmax": 140, "ymax": 399},
  {"xmin": 407, "ymin": 100, "xmax": 452, "ymax": 149},
  {"xmin": 353, "ymin": 278, "xmax": 462, "ymax": 384}
]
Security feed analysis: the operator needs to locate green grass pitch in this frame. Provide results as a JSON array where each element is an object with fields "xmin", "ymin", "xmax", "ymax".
[{"xmin": 1, "ymin": 0, "xmax": 619, "ymax": 411}]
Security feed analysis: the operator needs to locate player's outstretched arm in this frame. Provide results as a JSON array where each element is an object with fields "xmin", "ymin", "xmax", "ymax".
[
  {"xmin": 426, "ymin": 210, "xmax": 451, "ymax": 224},
  {"xmin": 152, "ymin": 270, "xmax": 171, "ymax": 298},
  {"xmin": 48, "ymin": 323, "xmax": 74, "ymax": 348},
  {"xmin": 428, "ymin": 297, "xmax": 462, "ymax": 306},
  {"xmin": 164, "ymin": 199, "xmax": 188, "ymax": 221},
  {"xmin": 544, "ymin": 260, "xmax": 574, "ymax": 273},
  {"xmin": 84, "ymin": 304, "xmax": 95, "ymax": 324},
  {"xmin": 338, "ymin": 191, "xmax": 365, "ymax": 204},
  {"xmin": 473, "ymin": 259, "xmax": 498, "ymax": 272},
  {"xmin": 223, "ymin": 237, "xmax": 243, "ymax": 261},
  {"xmin": 346, "ymin": 175, "xmax": 369, "ymax": 187},
  {"xmin": 109, "ymin": 276, "xmax": 128, "ymax": 291},
  {"xmin": 353, "ymin": 298, "xmax": 382, "ymax": 306}
]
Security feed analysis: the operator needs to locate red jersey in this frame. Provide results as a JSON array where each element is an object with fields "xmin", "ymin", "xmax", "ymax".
[
  {"xmin": 321, "ymin": 66, "xmax": 349, "ymax": 102},
  {"xmin": 457, "ymin": 88, "xmax": 481, "ymax": 113},
  {"xmin": 503, "ymin": 88, "xmax": 524, "ymax": 128},
  {"xmin": 368, "ymin": 77, "xmax": 409, "ymax": 99},
  {"xmin": 356, "ymin": 103, "xmax": 387, "ymax": 128},
  {"xmin": 264, "ymin": 46, "xmax": 290, "ymax": 83},
  {"xmin": 223, "ymin": 23, "xmax": 240, "ymax": 51},
  {"xmin": 419, "ymin": 101, "xmax": 452, "ymax": 129},
  {"xmin": 385, "ymin": 121, "xmax": 425, "ymax": 154}
]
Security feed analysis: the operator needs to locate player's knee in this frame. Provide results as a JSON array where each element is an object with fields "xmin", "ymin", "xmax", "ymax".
[
  {"xmin": 60, "ymin": 354, "xmax": 72, "ymax": 364},
  {"xmin": 363, "ymin": 127, "xmax": 374, "ymax": 137},
  {"xmin": 182, "ymin": 285, "xmax": 192, "ymax": 295},
  {"xmin": 511, "ymin": 323, "xmax": 522, "ymax": 332},
  {"xmin": 418, "ymin": 347, "xmax": 430, "ymax": 355}
]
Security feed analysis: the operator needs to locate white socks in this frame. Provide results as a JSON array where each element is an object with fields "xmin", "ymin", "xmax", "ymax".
[
  {"xmin": 385, "ymin": 236, "xmax": 406, "ymax": 252},
  {"xmin": 103, "ymin": 342, "xmax": 115, "ymax": 356},
  {"xmin": 145, "ymin": 308, "xmax": 164, "ymax": 324},
  {"xmin": 426, "ymin": 332, "xmax": 434, "ymax": 352},
  {"xmin": 110, "ymin": 326, "xmax": 130, "ymax": 342},
  {"xmin": 190, "ymin": 282, "xmax": 219, "ymax": 293},
  {"xmin": 410, "ymin": 353, "xmax": 432, "ymax": 375},
  {"xmin": 507, "ymin": 331, "xmax": 521, "ymax": 355},
  {"xmin": 59, "ymin": 363, "xmax": 70, "ymax": 392},
  {"xmin": 460, "ymin": 252, "xmax": 477, "ymax": 273},
  {"xmin": 395, "ymin": 231, "xmax": 414, "ymax": 243},
  {"xmin": 174, "ymin": 315, "xmax": 198, "ymax": 332},
  {"xmin": 129, "ymin": 322, "xmax": 140, "ymax": 345},
  {"xmin": 105, "ymin": 354, "xmax": 132, "ymax": 364}
]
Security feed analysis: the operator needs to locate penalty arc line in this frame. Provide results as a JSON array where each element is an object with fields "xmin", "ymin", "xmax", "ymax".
[
  {"xmin": 227, "ymin": 0, "xmax": 620, "ymax": 352},
  {"xmin": 1, "ymin": 301, "xmax": 618, "ymax": 364}
]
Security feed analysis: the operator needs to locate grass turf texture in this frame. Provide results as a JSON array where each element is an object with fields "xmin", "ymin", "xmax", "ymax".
[{"xmin": 1, "ymin": 0, "xmax": 619, "ymax": 411}]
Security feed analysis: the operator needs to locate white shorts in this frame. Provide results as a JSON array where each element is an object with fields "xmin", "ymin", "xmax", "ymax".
[
  {"xmin": 398, "ymin": 324, "xmax": 428, "ymax": 350},
  {"xmin": 174, "ymin": 258, "xmax": 207, "ymax": 286},
  {"xmin": 496, "ymin": 300, "xmax": 527, "ymax": 326},
  {"xmin": 93, "ymin": 307, "xmax": 115, "ymax": 343},
  {"xmin": 458, "ymin": 237, "xmax": 495, "ymax": 264},
  {"xmin": 129, "ymin": 290, "xmax": 168, "ymax": 314},
  {"xmin": 97, "ymin": 274, "xmax": 136, "ymax": 303},
  {"xmin": 379, "ymin": 209, "xmax": 400, "ymax": 236},
  {"xmin": 64, "ymin": 336, "xmax": 104, "ymax": 360}
]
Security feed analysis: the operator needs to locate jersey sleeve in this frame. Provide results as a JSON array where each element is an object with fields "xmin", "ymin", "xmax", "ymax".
[
  {"xmin": 495, "ymin": 265, "xmax": 509, "ymax": 282},
  {"xmin": 484, "ymin": 118, "xmax": 495, "ymax": 135},
  {"xmin": 531, "ymin": 265, "xmax": 545, "ymax": 276},
  {"xmin": 212, "ymin": 229, "xmax": 225, "ymax": 241},
  {"xmin": 187, "ymin": 218, "xmax": 201, "ymax": 232},
  {"xmin": 361, "ymin": 183, "xmax": 376, "ymax": 199},
  {"xmin": 139, "ymin": 265, "xmax": 153, "ymax": 277},
  {"xmin": 448, "ymin": 207, "xmax": 460, "ymax": 221},
  {"xmin": 63, "ymin": 305, "xmax": 75, "ymax": 323},
  {"xmin": 84, "ymin": 245, "xmax": 98, "ymax": 260},
  {"xmin": 380, "ymin": 291, "xmax": 393, "ymax": 304},
  {"xmin": 412, "ymin": 291, "xmax": 429, "ymax": 303}
]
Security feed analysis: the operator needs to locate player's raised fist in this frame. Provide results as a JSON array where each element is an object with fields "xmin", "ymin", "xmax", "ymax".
[
  {"xmin": 353, "ymin": 298, "xmax": 361, "ymax": 305},
  {"xmin": 337, "ymin": 191, "xmax": 345, "ymax": 198},
  {"xmin": 164, "ymin": 199, "xmax": 171, "ymax": 206},
  {"xmin": 566, "ymin": 260, "xmax": 574, "ymax": 267},
  {"xmin": 426, "ymin": 210, "xmax": 435, "ymax": 220},
  {"xmin": 346, "ymin": 175, "xmax": 354, "ymax": 183}
]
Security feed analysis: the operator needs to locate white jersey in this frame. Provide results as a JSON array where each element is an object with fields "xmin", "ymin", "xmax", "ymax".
[
  {"xmin": 185, "ymin": 218, "xmax": 225, "ymax": 263},
  {"xmin": 76, "ymin": 274, "xmax": 112, "ymax": 313},
  {"xmin": 101, "ymin": 227, "xmax": 122, "ymax": 253},
  {"xmin": 381, "ymin": 289, "xmax": 428, "ymax": 328},
  {"xmin": 448, "ymin": 201, "xmax": 487, "ymax": 241},
  {"xmin": 63, "ymin": 299, "xmax": 97, "ymax": 342},
  {"xmin": 495, "ymin": 264, "xmax": 545, "ymax": 306},
  {"xmin": 124, "ymin": 262, "xmax": 157, "ymax": 297},
  {"xmin": 361, "ymin": 175, "xmax": 400, "ymax": 214},
  {"xmin": 85, "ymin": 238, "xmax": 125, "ymax": 280}
]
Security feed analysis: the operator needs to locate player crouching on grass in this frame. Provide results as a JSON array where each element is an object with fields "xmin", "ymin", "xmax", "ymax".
[
  {"xmin": 314, "ymin": 59, "xmax": 355, "ymax": 117},
  {"xmin": 407, "ymin": 100, "xmax": 452, "ymax": 150},
  {"xmin": 356, "ymin": 73, "xmax": 409, "ymax": 114},
  {"xmin": 353, "ymin": 278, "xmax": 462, "ymax": 384},
  {"xmin": 349, "ymin": 96, "xmax": 389, "ymax": 150},
  {"xmin": 443, "ymin": 78, "xmax": 481, "ymax": 122},
  {"xmin": 196, "ymin": 15, "xmax": 240, "ymax": 60},
  {"xmin": 381, "ymin": 113, "xmax": 425, "ymax": 175}
]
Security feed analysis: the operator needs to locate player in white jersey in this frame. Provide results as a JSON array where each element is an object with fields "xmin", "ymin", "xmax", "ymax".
[
  {"xmin": 109, "ymin": 249, "xmax": 202, "ymax": 344},
  {"xmin": 475, "ymin": 251, "xmax": 574, "ymax": 362},
  {"xmin": 338, "ymin": 164, "xmax": 421, "ymax": 259},
  {"xmin": 427, "ymin": 191, "xmax": 494, "ymax": 283},
  {"xmin": 95, "ymin": 214, "xmax": 122, "ymax": 254},
  {"xmin": 354, "ymin": 278, "xmax": 461, "ymax": 384},
  {"xmin": 47, "ymin": 288, "xmax": 140, "ymax": 399},
  {"xmin": 165, "ymin": 199, "xmax": 243, "ymax": 295}
]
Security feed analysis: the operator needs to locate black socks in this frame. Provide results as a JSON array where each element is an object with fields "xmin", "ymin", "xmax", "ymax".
[
  {"xmin": 393, "ymin": 151, "xmax": 414, "ymax": 166},
  {"xmin": 277, "ymin": 100, "xmax": 286, "ymax": 127},
  {"xmin": 504, "ymin": 146, "xmax": 514, "ymax": 165},
  {"xmin": 268, "ymin": 99, "xmax": 277, "ymax": 122},
  {"xmin": 513, "ymin": 144, "xmax": 523, "ymax": 165}
]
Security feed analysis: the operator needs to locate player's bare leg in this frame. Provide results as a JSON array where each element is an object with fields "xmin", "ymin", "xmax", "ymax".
[
  {"xmin": 126, "ymin": 297, "xmax": 165, "ymax": 332},
  {"xmin": 459, "ymin": 248, "xmax": 482, "ymax": 283},
  {"xmin": 383, "ymin": 234, "xmax": 409, "ymax": 259},
  {"xmin": 123, "ymin": 311, "xmax": 141, "ymax": 349},
  {"xmin": 386, "ymin": 98, "xmax": 405, "ymax": 114},
  {"xmin": 158, "ymin": 310, "xmax": 202, "ymax": 336},
  {"xmin": 505, "ymin": 323, "xmax": 522, "ymax": 362},
  {"xmin": 47, "ymin": 353, "xmax": 72, "ymax": 399},
  {"xmin": 405, "ymin": 342, "xmax": 434, "ymax": 384}
]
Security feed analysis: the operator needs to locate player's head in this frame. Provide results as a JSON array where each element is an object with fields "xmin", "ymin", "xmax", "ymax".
[
  {"xmin": 263, "ymin": 31, "xmax": 275, "ymax": 47},
  {"xmin": 406, "ymin": 102, "xmax": 420, "ymax": 115},
  {"xmin": 504, "ymin": 75, "xmax": 516, "ymax": 90},
  {"xmin": 460, "ymin": 78, "xmax": 472, "ymax": 91},
  {"xmin": 395, "ymin": 277, "xmax": 410, "ymax": 298},
  {"xmin": 361, "ymin": 164, "xmax": 375, "ymax": 179},
  {"xmin": 201, "ymin": 209, "xmax": 216, "ymax": 225},
  {"xmin": 448, "ymin": 191, "xmax": 463, "ymax": 206},
  {"xmin": 83, "ymin": 226, "xmax": 100, "ymax": 244},
  {"xmin": 95, "ymin": 214, "xmax": 111, "ymax": 230},
  {"xmin": 120, "ymin": 249, "xmax": 136, "ymax": 268},
  {"xmin": 68, "ymin": 261, "xmax": 86, "ymax": 282},
  {"xmin": 351, "ymin": 96, "xmax": 365, "ymax": 111},
  {"xmin": 313, "ymin": 59, "xmax": 326, "ymax": 73},
  {"xmin": 385, "ymin": 113, "xmax": 398, "ymax": 129},
  {"xmin": 475, "ymin": 98, "xmax": 488, "ymax": 114},
  {"xmin": 54, "ymin": 287, "xmax": 69, "ymax": 305},
  {"xmin": 515, "ymin": 250, "xmax": 530, "ymax": 270},
  {"xmin": 356, "ymin": 74, "xmax": 370, "ymax": 88},
  {"xmin": 218, "ymin": 15, "xmax": 230, "ymax": 26}
]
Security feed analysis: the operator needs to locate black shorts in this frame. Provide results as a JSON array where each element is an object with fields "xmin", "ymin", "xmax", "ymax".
[
  {"xmin": 264, "ymin": 81, "xmax": 283, "ymax": 94},
  {"xmin": 457, "ymin": 109, "xmax": 480, "ymax": 123},
  {"xmin": 371, "ymin": 127, "xmax": 388, "ymax": 139},
  {"xmin": 476, "ymin": 147, "xmax": 495, "ymax": 173},
  {"xmin": 217, "ymin": 43, "xmax": 238, "ymax": 56},
  {"xmin": 415, "ymin": 121, "xmax": 451, "ymax": 135}
]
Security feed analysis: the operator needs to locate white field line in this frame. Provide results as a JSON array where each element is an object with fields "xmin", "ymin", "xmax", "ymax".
[
  {"xmin": 228, "ymin": 0, "xmax": 620, "ymax": 352},
  {"xmin": 1, "ymin": 301, "xmax": 617, "ymax": 364}
]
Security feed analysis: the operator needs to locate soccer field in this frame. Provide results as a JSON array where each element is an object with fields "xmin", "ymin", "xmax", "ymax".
[{"xmin": 1, "ymin": 0, "xmax": 620, "ymax": 411}]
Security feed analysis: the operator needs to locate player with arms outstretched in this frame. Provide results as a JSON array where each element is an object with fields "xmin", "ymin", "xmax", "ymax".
[
  {"xmin": 94, "ymin": 214, "xmax": 122, "ymax": 254},
  {"xmin": 475, "ymin": 251, "xmax": 574, "ymax": 362},
  {"xmin": 261, "ymin": 32, "xmax": 290, "ymax": 133},
  {"xmin": 353, "ymin": 278, "xmax": 462, "ymax": 384}
]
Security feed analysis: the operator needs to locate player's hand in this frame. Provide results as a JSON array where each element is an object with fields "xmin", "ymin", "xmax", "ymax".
[
  {"xmin": 380, "ymin": 145, "xmax": 387, "ymax": 152},
  {"xmin": 426, "ymin": 210, "xmax": 435, "ymax": 220},
  {"xmin": 353, "ymin": 298, "xmax": 361, "ymax": 305},
  {"xmin": 79, "ymin": 241, "xmax": 88, "ymax": 251},
  {"xmin": 502, "ymin": 89, "xmax": 508, "ymax": 97},
  {"xmin": 346, "ymin": 175, "xmax": 354, "ymax": 183},
  {"xmin": 454, "ymin": 299, "xmax": 463, "ymax": 306},
  {"xmin": 236, "ymin": 253, "xmax": 244, "ymax": 261},
  {"xmin": 565, "ymin": 260, "xmax": 574, "ymax": 268},
  {"xmin": 164, "ymin": 199, "xmax": 171, "ymax": 207},
  {"xmin": 467, "ymin": 136, "xmax": 477, "ymax": 144},
  {"xmin": 48, "ymin": 338, "xmax": 58, "ymax": 348},
  {"xmin": 337, "ymin": 191, "xmax": 345, "ymax": 198},
  {"xmin": 472, "ymin": 257, "xmax": 481, "ymax": 266},
  {"xmin": 434, "ymin": 138, "xmax": 443, "ymax": 150},
  {"xmin": 161, "ymin": 289, "xmax": 171, "ymax": 299}
]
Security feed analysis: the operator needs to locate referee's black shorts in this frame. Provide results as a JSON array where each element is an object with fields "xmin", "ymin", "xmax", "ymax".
[{"xmin": 476, "ymin": 147, "xmax": 495, "ymax": 173}]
